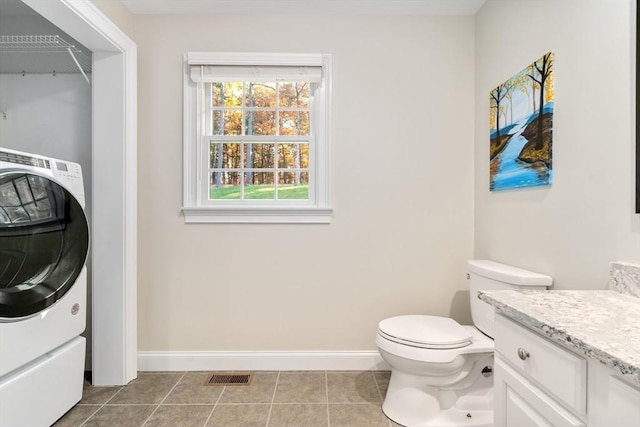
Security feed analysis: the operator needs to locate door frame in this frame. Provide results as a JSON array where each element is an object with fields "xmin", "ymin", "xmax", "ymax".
[{"xmin": 21, "ymin": 0, "xmax": 137, "ymax": 386}]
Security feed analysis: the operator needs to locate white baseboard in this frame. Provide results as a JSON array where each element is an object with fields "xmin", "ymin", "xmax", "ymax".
[{"xmin": 137, "ymin": 350, "xmax": 389, "ymax": 372}]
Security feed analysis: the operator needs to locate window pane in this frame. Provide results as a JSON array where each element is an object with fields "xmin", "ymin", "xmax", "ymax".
[
  {"xmin": 24, "ymin": 198, "xmax": 52, "ymax": 221},
  {"xmin": 0, "ymin": 181, "xmax": 19, "ymax": 205},
  {"xmin": 245, "ymin": 172, "xmax": 274, "ymax": 199},
  {"xmin": 212, "ymin": 83, "xmax": 223, "ymax": 107},
  {"xmin": 14, "ymin": 176, "xmax": 33, "ymax": 203},
  {"xmin": 4, "ymin": 206, "xmax": 29, "ymax": 222},
  {"xmin": 211, "ymin": 111, "xmax": 223, "ymax": 135},
  {"xmin": 224, "ymin": 110, "xmax": 243, "ymax": 136},
  {"xmin": 28, "ymin": 175, "xmax": 48, "ymax": 199},
  {"xmin": 210, "ymin": 142, "xmax": 241, "ymax": 168},
  {"xmin": 279, "ymin": 111, "xmax": 309, "ymax": 136},
  {"xmin": 246, "ymin": 111, "xmax": 275, "ymax": 135},
  {"xmin": 245, "ymin": 82, "xmax": 276, "ymax": 108},
  {"xmin": 209, "ymin": 172, "xmax": 241, "ymax": 199},
  {"xmin": 278, "ymin": 82, "xmax": 309, "ymax": 108},
  {"xmin": 277, "ymin": 143, "xmax": 308, "ymax": 169},
  {"xmin": 277, "ymin": 143, "xmax": 305, "ymax": 169},
  {"xmin": 299, "ymin": 144, "xmax": 309, "ymax": 168},
  {"xmin": 212, "ymin": 109, "xmax": 243, "ymax": 135},
  {"xmin": 245, "ymin": 143, "xmax": 274, "ymax": 169},
  {"xmin": 212, "ymin": 82, "xmax": 243, "ymax": 107},
  {"xmin": 248, "ymin": 171, "xmax": 274, "ymax": 185},
  {"xmin": 278, "ymin": 172, "xmax": 309, "ymax": 199}
]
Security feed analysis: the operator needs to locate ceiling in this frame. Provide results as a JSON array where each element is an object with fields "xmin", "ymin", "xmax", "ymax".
[{"xmin": 120, "ymin": 0, "xmax": 487, "ymax": 15}]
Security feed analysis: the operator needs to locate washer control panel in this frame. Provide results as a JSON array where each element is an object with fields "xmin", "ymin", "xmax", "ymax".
[
  {"xmin": 0, "ymin": 150, "xmax": 51, "ymax": 169},
  {"xmin": 0, "ymin": 148, "xmax": 85, "ymax": 206}
]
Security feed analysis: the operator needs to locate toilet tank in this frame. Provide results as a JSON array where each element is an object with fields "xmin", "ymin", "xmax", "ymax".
[{"xmin": 467, "ymin": 260, "xmax": 552, "ymax": 338}]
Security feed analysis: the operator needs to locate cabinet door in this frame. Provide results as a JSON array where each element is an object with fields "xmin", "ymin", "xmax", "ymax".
[
  {"xmin": 495, "ymin": 356, "xmax": 585, "ymax": 427},
  {"xmin": 606, "ymin": 376, "xmax": 640, "ymax": 427}
]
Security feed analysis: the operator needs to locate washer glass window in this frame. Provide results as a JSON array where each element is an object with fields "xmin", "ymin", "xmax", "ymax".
[{"xmin": 0, "ymin": 172, "xmax": 89, "ymax": 319}]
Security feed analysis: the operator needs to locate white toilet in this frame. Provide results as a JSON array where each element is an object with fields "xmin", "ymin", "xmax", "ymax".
[{"xmin": 376, "ymin": 260, "xmax": 552, "ymax": 427}]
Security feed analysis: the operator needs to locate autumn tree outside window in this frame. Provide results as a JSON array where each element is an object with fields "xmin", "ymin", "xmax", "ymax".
[{"xmin": 182, "ymin": 52, "xmax": 332, "ymax": 223}]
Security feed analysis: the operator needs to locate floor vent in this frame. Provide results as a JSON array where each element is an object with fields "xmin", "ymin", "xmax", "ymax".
[{"xmin": 205, "ymin": 372, "xmax": 253, "ymax": 386}]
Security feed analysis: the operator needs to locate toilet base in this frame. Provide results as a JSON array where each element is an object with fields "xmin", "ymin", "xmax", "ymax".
[
  {"xmin": 381, "ymin": 360, "xmax": 494, "ymax": 427},
  {"xmin": 382, "ymin": 405, "xmax": 492, "ymax": 427}
]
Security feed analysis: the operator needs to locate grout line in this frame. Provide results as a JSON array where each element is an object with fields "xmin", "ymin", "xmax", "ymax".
[
  {"xmin": 203, "ymin": 377, "xmax": 227, "ymax": 427},
  {"xmin": 78, "ymin": 382, "xmax": 125, "ymax": 426},
  {"xmin": 77, "ymin": 404, "xmax": 103, "ymax": 427},
  {"xmin": 103, "ymin": 386, "xmax": 125, "ymax": 404},
  {"xmin": 325, "ymin": 371, "xmax": 330, "ymax": 427},
  {"xmin": 87, "ymin": 403, "xmax": 173, "ymax": 406},
  {"xmin": 265, "ymin": 370, "xmax": 281, "ymax": 426},
  {"xmin": 140, "ymin": 372, "xmax": 187, "ymax": 426},
  {"xmin": 93, "ymin": 403, "xmax": 216, "ymax": 406},
  {"xmin": 372, "ymin": 370, "xmax": 385, "ymax": 402},
  {"xmin": 271, "ymin": 402, "xmax": 374, "ymax": 405}
]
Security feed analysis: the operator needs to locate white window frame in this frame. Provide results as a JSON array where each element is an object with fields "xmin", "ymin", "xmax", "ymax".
[{"xmin": 183, "ymin": 52, "xmax": 332, "ymax": 224}]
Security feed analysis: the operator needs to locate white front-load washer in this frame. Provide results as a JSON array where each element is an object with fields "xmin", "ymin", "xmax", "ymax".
[{"xmin": 0, "ymin": 147, "xmax": 89, "ymax": 427}]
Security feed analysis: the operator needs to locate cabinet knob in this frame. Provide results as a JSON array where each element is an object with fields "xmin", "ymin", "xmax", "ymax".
[{"xmin": 517, "ymin": 347, "xmax": 530, "ymax": 360}]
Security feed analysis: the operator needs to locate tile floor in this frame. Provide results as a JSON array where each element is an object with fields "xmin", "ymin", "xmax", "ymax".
[{"xmin": 52, "ymin": 371, "xmax": 402, "ymax": 427}]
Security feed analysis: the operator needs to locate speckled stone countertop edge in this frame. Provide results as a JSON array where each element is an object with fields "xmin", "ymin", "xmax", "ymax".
[{"xmin": 478, "ymin": 291, "xmax": 640, "ymax": 385}]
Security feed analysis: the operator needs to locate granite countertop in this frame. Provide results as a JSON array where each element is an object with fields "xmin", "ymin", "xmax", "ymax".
[{"xmin": 478, "ymin": 290, "xmax": 640, "ymax": 384}]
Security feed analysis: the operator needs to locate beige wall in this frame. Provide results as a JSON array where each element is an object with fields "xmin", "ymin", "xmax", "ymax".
[
  {"xmin": 134, "ymin": 14, "xmax": 475, "ymax": 351},
  {"xmin": 474, "ymin": 0, "xmax": 640, "ymax": 288},
  {"xmin": 90, "ymin": 0, "xmax": 134, "ymax": 39}
]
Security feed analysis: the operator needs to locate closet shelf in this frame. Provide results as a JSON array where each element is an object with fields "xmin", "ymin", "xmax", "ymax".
[{"xmin": 0, "ymin": 35, "xmax": 91, "ymax": 79}]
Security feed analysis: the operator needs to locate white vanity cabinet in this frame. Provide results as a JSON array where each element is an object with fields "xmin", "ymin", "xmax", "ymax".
[{"xmin": 494, "ymin": 314, "xmax": 640, "ymax": 427}]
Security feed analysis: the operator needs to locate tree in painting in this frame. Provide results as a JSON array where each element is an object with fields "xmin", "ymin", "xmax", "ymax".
[
  {"xmin": 489, "ymin": 81, "xmax": 513, "ymax": 151},
  {"xmin": 527, "ymin": 52, "xmax": 553, "ymax": 150},
  {"xmin": 489, "ymin": 52, "xmax": 554, "ymax": 191}
]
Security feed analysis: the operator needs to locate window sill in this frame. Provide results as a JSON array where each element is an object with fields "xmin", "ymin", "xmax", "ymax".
[{"xmin": 182, "ymin": 206, "xmax": 333, "ymax": 224}]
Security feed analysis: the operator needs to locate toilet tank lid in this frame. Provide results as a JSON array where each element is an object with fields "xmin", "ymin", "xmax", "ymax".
[{"xmin": 467, "ymin": 260, "xmax": 552, "ymax": 287}]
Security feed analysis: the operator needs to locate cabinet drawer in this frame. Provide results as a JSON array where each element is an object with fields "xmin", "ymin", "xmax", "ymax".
[{"xmin": 495, "ymin": 314, "xmax": 587, "ymax": 414}]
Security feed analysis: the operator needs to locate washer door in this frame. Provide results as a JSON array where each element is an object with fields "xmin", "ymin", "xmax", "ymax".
[{"xmin": 0, "ymin": 171, "xmax": 89, "ymax": 319}]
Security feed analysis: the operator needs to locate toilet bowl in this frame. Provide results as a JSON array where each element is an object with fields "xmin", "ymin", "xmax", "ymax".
[{"xmin": 376, "ymin": 260, "xmax": 552, "ymax": 427}]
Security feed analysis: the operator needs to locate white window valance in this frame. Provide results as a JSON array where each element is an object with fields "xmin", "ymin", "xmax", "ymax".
[
  {"xmin": 189, "ymin": 65, "xmax": 322, "ymax": 83},
  {"xmin": 187, "ymin": 52, "xmax": 324, "ymax": 83}
]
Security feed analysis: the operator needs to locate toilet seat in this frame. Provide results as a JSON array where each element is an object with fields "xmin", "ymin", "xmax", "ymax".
[{"xmin": 378, "ymin": 315, "xmax": 473, "ymax": 349}]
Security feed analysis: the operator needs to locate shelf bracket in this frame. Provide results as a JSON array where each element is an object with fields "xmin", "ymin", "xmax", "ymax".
[{"xmin": 67, "ymin": 47, "xmax": 90, "ymax": 86}]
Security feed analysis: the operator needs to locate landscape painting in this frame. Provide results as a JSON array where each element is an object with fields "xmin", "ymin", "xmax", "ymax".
[{"xmin": 490, "ymin": 52, "xmax": 554, "ymax": 191}]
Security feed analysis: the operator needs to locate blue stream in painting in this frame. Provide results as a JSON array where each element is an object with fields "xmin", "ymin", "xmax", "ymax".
[{"xmin": 491, "ymin": 112, "xmax": 552, "ymax": 191}]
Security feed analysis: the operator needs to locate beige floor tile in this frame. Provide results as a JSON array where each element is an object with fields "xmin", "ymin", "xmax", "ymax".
[
  {"xmin": 163, "ymin": 372, "xmax": 224, "ymax": 404},
  {"xmin": 80, "ymin": 381, "xmax": 123, "ymax": 404},
  {"xmin": 329, "ymin": 403, "xmax": 392, "ymax": 427},
  {"xmin": 51, "ymin": 405, "xmax": 101, "ymax": 427},
  {"xmin": 82, "ymin": 405, "xmax": 157, "ymax": 427},
  {"xmin": 109, "ymin": 373, "xmax": 183, "ymax": 404},
  {"xmin": 327, "ymin": 371, "xmax": 382, "ymax": 403},
  {"xmin": 268, "ymin": 403, "xmax": 329, "ymax": 427},
  {"xmin": 143, "ymin": 404, "xmax": 213, "ymax": 427},
  {"xmin": 273, "ymin": 372, "xmax": 327, "ymax": 403},
  {"xmin": 218, "ymin": 372, "xmax": 278, "ymax": 404},
  {"xmin": 206, "ymin": 404, "xmax": 270, "ymax": 427},
  {"xmin": 373, "ymin": 371, "xmax": 391, "ymax": 396},
  {"xmin": 53, "ymin": 371, "xmax": 394, "ymax": 426}
]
